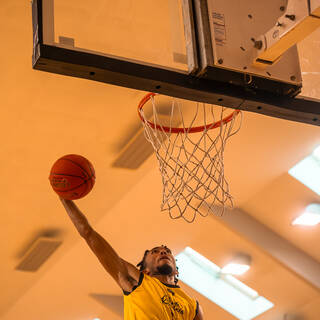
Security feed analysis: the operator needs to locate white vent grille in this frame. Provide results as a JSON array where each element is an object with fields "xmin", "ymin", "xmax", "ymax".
[
  {"xmin": 113, "ymin": 114, "xmax": 180, "ymax": 170},
  {"xmin": 113, "ymin": 126, "xmax": 154, "ymax": 169},
  {"xmin": 284, "ymin": 314, "xmax": 304, "ymax": 320},
  {"xmin": 16, "ymin": 237, "xmax": 62, "ymax": 272}
]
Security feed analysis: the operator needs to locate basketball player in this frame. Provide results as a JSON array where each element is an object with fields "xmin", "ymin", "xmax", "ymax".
[{"xmin": 60, "ymin": 198, "xmax": 204, "ymax": 319}]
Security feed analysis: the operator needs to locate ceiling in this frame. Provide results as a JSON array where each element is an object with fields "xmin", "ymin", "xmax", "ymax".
[{"xmin": 1, "ymin": 1, "xmax": 320, "ymax": 319}]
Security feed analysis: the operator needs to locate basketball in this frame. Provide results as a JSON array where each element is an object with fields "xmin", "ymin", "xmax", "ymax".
[{"xmin": 49, "ymin": 154, "xmax": 95, "ymax": 200}]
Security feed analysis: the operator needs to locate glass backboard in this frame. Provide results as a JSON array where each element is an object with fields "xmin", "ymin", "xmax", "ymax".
[
  {"xmin": 42, "ymin": 0, "xmax": 190, "ymax": 72},
  {"xmin": 32, "ymin": 0, "xmax": 320, "ymax": 126}
]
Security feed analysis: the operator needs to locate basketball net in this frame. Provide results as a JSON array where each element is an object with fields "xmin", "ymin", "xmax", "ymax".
[{"xmin": 138, "ymin": 93, "xmax": 242, "ymax": 222}]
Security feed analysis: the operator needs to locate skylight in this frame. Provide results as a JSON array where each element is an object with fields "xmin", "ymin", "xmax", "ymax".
[
  {"xmin": 175, "ymin": 247, "xmax": 273, "ymax": 320},
  {"xmin": 288, "ymin": 145, "xmax": 320, "ymax": 195},
  {"xmin": 292, "ymin": 203, "xmax": 320, "ymax": 226}
]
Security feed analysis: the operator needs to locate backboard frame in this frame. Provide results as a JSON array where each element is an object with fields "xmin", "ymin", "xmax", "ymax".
[
  {"xmin": 193, "ymin": 0, "xmax": 303, "ymax": 94},
  {"xmin": 32, "ymin": 0, "xmax": 320, "ymax": 126}
]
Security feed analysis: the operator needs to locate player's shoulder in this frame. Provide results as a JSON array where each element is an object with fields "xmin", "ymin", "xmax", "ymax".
[
  {"xmin": 194, "ymin": 301, "xmax": 204, "ymax": 320},
  {"xmin": 123, "ymin": 272, "xmax": 144, "ymax": 295}
]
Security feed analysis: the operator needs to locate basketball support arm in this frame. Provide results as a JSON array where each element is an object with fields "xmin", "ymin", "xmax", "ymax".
[{"xmin": 253, "ymin": 0, "xmax": 320, "ymax": 67}]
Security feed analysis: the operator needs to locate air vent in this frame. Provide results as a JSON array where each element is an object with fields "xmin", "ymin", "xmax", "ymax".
[
  {"xmin": 283, "ymin": 313, "xmax": 304, "ymax": 320},
  {"xmin": 16, "ymin": 237, "xmax": 62, "ymax": 272},
  {"xmin": 113, "ymin": 114, "xmax": 180, "ymax": 169},
  {"xmin": 113, "ymin": 126, "xmax": 154, "ymax": 169}
]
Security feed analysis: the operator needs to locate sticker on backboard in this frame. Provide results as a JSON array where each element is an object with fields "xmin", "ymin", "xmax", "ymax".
[{"xmin": 212, "ymin": 12, "xmax": 226, "ymax": 46}]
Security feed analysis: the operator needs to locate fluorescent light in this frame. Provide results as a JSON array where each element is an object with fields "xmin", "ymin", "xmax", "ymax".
[
  {"xmin": 175, "ymin": 247, "xmax": 273, "ymax": 320},
  {"xmin": 292, "ymin": 204, "xmax": 320, "ymax": 226},
  {"xmin": 221, "ymin": 263, "xmax": 250, "ymax": 275},
  {"xmin": 289, "ymin": 146, "xmax": 320, "ymax": 195}
]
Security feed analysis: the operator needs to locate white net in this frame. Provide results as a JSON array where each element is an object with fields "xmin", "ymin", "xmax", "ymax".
[{"xmin": 139, "ymin": 93, "xmax": 242, "ymax": 222}]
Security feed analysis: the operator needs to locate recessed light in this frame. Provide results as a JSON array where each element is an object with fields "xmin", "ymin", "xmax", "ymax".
[
  {"xmin": 221, "ymin": 263, "xmax": 250, "ymax": 275},
  {"xmin": 221, "ymin": 253, "xmax": 251, "ymax": 275}
]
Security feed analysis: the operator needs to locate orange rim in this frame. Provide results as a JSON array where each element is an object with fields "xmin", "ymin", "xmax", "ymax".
[{"xmin": 138, "ymin": 92, "xmax": 240, "ymax": 134}]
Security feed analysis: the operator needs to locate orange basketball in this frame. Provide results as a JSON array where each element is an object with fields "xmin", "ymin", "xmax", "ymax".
[{"xmin": 49, "ymin": 154, "xmax": 95, "ymax": 200}]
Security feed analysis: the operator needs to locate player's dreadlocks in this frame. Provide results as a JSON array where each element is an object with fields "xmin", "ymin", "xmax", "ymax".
[
  {"xmin": 136, "ymin": 249, "xmax": 150, "ymax": 271},
  {"xmin": 136, "ymin": 245, "xmax": 179, "ymax": 285}
]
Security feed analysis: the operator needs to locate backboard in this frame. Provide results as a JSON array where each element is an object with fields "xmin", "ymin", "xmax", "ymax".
[
  {"xmin": 40, "ymin": 0, "xmax": 191, "ymax": 72},
  {"xmin": 32, "ymin": 0, "xmax": 320, "ymax": 126}
]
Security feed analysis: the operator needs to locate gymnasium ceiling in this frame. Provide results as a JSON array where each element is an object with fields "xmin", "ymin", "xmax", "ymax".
[{"xmin": 1, "ymin": 1, "xmax": 320, "ymax": 319}]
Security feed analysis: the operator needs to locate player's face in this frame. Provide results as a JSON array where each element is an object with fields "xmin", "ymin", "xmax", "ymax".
[{"xmin": 144, "ymin": 246, "xmax": 177, "ymax": 276}]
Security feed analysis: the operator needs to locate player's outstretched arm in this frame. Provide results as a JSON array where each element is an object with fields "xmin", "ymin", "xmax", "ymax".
[{"xmin": 59, "ymin": 198, "xmax": 140, "ymax": 292}]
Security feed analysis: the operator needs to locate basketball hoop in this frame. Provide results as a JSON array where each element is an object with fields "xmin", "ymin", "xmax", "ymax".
[{"xmin": 138, "ymin": 93, "xmax": 242, "ymax": 222}]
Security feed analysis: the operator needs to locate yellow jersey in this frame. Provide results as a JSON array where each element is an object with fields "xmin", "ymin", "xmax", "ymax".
[{"xmin": 123, "ymin": 273, "xmax": 198, "ymax": 320}]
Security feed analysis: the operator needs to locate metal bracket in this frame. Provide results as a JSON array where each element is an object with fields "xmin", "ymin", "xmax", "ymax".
[{"xmin": 253, "ymin": 0, "xmax": 320, "ymax": 67}]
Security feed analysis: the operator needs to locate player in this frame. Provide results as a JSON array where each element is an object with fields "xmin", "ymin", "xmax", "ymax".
[{"xmin": 60, "ymin": 198, "xmax": 204, "ymax": 319}]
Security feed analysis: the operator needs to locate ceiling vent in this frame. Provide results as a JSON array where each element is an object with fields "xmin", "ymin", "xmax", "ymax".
[
  {"xmin": 113, "ymin": 114, "xmax": 180, "ymax": 169},
  {"xmin": 16, "ymin": 237, "xmax": 62, "ymax": 272},
  {"xmin": 283, "ymin": 313, "xmax": 304, "ymax": 320},
  {"xmin": 112, "ymin": 126, "xmax": 154, "ymax": 169}
]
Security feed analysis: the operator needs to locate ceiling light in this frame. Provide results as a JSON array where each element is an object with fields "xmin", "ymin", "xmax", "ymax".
[
  {"xmin": 221, "ymin": 263, "xmax": 250, "ymax": 275},
  {"xmin": 289, "ymin": 146, "xmax": 320, "ymax": 195},
  {"xmin": 221, "ymin": 253, "xmax": 251, "ymax": 275},
  {"xmin": 292, "ymin": 204, "xmax": 320, "ymax": 226}
]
